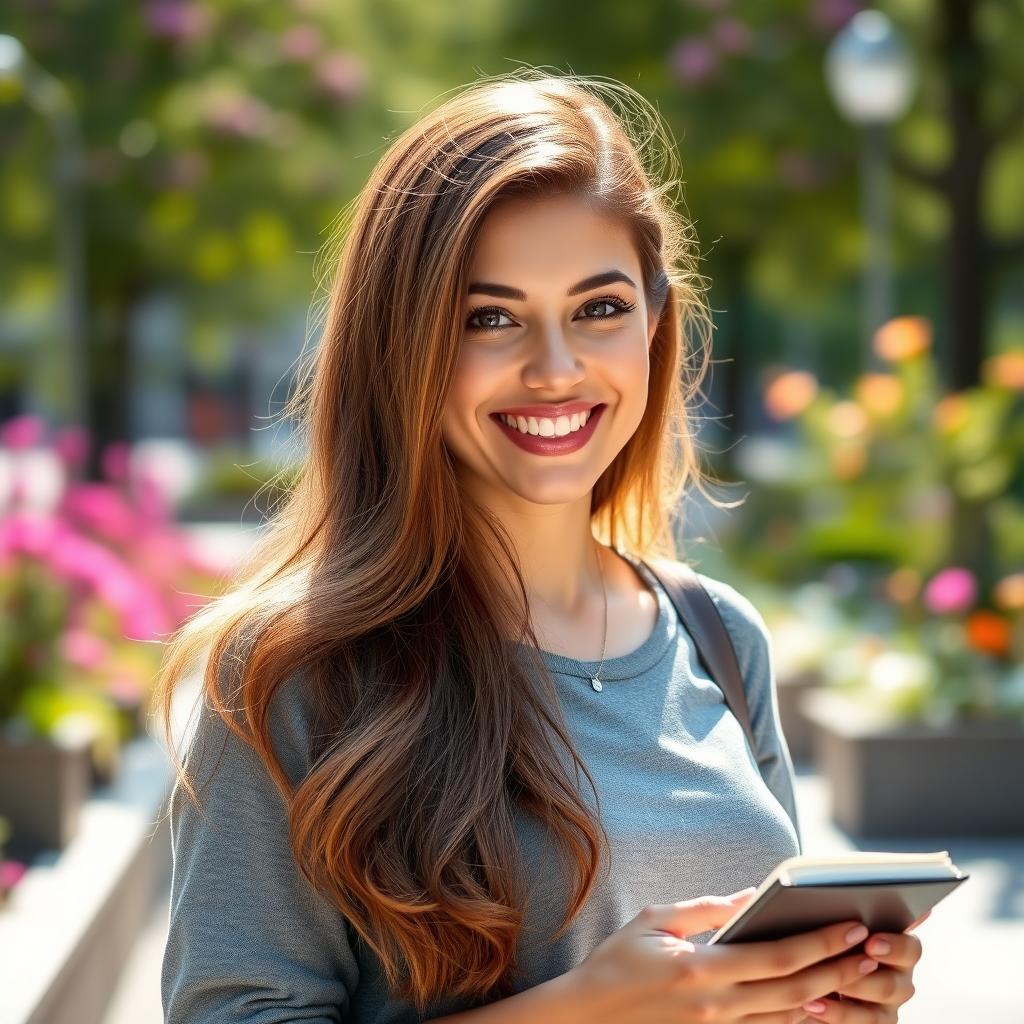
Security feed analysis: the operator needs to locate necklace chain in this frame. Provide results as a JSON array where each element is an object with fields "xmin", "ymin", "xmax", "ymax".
[{"xmin": 558, "ymin": 543, "xmax": 609, "ymax": 693}]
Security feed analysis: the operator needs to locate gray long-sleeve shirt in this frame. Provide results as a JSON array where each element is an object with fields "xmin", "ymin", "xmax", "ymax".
[{"xmin": 161, "ymin": 558, "xmax": 802, "ymax": 1023}]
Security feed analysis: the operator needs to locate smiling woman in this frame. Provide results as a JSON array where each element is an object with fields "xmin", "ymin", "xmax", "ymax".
[{"xmin": 153, "ymin": 69, "xmax": 837, "ymax": 1024}]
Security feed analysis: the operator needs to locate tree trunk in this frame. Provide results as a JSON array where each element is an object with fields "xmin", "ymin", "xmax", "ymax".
[{"xmin": 940, "ymin": 0, "xmax": 988, "ymax": 391}]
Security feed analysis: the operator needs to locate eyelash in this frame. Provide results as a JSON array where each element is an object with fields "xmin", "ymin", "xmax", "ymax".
[{"xmin": 464, "ymin": 295, "xmax": 638, "ymax": 335}]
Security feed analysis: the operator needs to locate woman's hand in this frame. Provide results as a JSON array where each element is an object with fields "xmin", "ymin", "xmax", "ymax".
[
  {"xmin": 567, "ymin": 887, "xmax": 885, "ymax": 1024},
  {"xmin": 799, "ymin": 911, "xmax": 930, "ymax": 1022}
]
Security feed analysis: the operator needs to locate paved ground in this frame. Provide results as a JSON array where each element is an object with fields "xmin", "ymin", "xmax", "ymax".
[{"xmin": 102, "ymin": 758, "xmax": 1023, "ymax": 1024}]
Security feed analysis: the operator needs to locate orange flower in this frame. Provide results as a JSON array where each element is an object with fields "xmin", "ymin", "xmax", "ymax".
[
  {"xmin": 764, "ymin": 369, "xmax": 818, "ymax": 421},
  {"xmin": 993, "ymin": 573, "xmax": 1024, "ymax": 612},
  {"xmin": 873, "ymin": 316, "xmax": 932, "ymax": 362},
  {"xmin": 886, "ymin": 567, "xmax": 921, "ymax": 604},
  {"xmin": 965, "ymin": 610, "xmax": 1012, "ymax": 657},
  {"xmin": 830, "ymin": 443, "xmax": 867, "ymax": 479},
  {"xmin": 982, "ymin": 350, "xmax": 1024, "ymax": 391},
  {"xmin": 855, "ymin": 373, "xmax": 903, "ymax": 418},
  {"xmin": 933, "ymin": 394, "xmax": 969, "ymax": 435},
  {"xmin": 828, "ymin": 400, "xmax": 869, "ymax": 438}
]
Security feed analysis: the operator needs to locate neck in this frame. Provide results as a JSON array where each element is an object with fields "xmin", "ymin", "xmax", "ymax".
[{"xmin": 458, "ymin": 471, "xmax": 608, "ymax": 618}]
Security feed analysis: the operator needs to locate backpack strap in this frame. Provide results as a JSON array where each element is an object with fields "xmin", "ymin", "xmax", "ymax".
[{"xmin": 640, "ymin": 557, "xmax": 759, "ymax": 765}]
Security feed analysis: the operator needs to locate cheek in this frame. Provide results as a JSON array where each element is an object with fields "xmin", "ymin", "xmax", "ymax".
[{"xmin": 440, "ymin": 347, "xmax": 491, "ymax": 452}]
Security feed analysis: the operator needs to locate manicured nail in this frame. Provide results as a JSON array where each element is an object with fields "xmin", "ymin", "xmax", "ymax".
[
  {"xmin": 845, "ymin": 924, "xmax": 868, "ymax": 944},
  {"xmin": 869, "ymin": 938, "xmax": 891, "ymax": 955},
  {"xmin": 803, "ymin": 1000, "xmax": 826, "ymax": 1014},
  {"xmin": 859, "ymin": 957, "xmax": 879, "ymax": 974}
]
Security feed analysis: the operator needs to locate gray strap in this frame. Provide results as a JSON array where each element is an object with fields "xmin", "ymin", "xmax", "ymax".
[{"xmin": 641, "ymin": 557, "xmax": 760, "ymax": 765}]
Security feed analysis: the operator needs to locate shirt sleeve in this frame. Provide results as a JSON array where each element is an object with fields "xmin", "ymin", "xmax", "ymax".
[
  {"xmin": 161, "ymin": 669, "xmax": 360, "ymax": 1023},
  {"xmin": 695, "ymin": 573, "xmax": 804, "ymax": 855}
]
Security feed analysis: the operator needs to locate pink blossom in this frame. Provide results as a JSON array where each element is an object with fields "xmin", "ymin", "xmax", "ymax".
[
  {"xmin": 808, "ymin": 0, "xmax": 862, "ymax": 34},
  {"xmin": 61, "ymin": 628, "xmax": 110, "ymax": 670},
  {"xmin": 711, "ymin": 17, "xmax": 751, "ymax": 55},
  {"xmin": 144, "ymin": 0, "xmax": 212, "ymax": 42},
  {"xmin": 107, "ymin": 674, "xmax": 145, "ymax": 703},
  {"xmin": 52, "ymin": 426, "xmax": 90, "ymax": 468},
  {"xmin": 206, "ymin": 93, "xmax": 275, "ymax": 139},
  {"xmin": 669, "ymin": 37, "xmax": 720, "ymax": 86},
  {"xmin": 60, "ymin": 483, "xmax": 140, "ymax": 543},
  {"xmin": 314, "ymin": 52, "xmax": 366, "ymax": 102},
  {"xmin": 923, "ymin": 567, "xmax": 978, "ymax": 615},
  {"xmin": 1, "ymin": 415, "xmax": 46, "ymax": 451},
  {"xmin": 101, "ymin": 442, "xmax": 132, "ymax": 484},
  {"xmin": 281, "ymin": 25, "xmax": 323, "ymax": 61},
  {"xmin": 0, "ymin": 860, "xmax": 29, "ymax": 891}
]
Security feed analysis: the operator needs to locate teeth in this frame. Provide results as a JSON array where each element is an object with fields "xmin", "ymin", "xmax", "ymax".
[{"xmin": 499, "ymin": 409, "xmax": 593, "ymax": 436}]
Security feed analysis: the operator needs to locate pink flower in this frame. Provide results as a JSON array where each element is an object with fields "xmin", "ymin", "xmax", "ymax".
[
  {"xmin": 808, "ymin": 0, "xmax": 862, "ymax": 34},
  {"xmin": 711, "ymin": 17, "xmax": 751, "ymax": 55},
  {"xmin": 280, "ymin": 25, "xmax": 322, "ymax": 61},
  {"xmin": 923, "ymin": 567, "xmax": 978, "ymax": 615},
  {"xmin": 101, "ymin": 442, "xmax": 132, "ymax": 484},
  {"xmin": 52, "ymin": 426, "xmax": 90, "ymax": 469},
  {"xmin": 144, "ymin": 0, "xmax": 212, "ymax": 42},
  {"xmin": 0, "ymin": 860, "xmax": 29, "ymax": 892},
  {"xmin": 314, "ymin": 52, "xmax": 366, "ymax": 102},
  {"xmin": 61, "ymin": 628, "xmax": 110, "ymax": 671},
  {"xmin": 669, "ymin": 37, "xmax": 720, "ymax": 86},
  {"xmin": 1, "ymin": 414, "xmax": 46, "ymax": 451},
  {"xmin": 60, "ymin": 483, "xmax": 140, "ymax": 544}
]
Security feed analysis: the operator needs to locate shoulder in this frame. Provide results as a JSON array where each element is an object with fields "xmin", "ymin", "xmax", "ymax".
[{"xmin": 690, "ymin": 570, "xmax": 771, "ymax": 655}]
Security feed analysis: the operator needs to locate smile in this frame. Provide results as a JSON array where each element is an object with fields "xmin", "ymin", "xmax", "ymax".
[{"xmin": 489, "ymin": 404, "xmax": 606, "ymax": 456}]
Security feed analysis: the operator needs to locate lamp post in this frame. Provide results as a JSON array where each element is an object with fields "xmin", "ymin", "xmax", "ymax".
[
  {"xmin": 825, "ymin": 11, "xmax": 915, "ymax": 371},
  {"xmin": 0, "ymin": 34, "xmax": 88, "ymax": 433}
]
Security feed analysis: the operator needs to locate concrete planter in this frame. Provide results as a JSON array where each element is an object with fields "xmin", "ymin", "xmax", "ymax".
[
  {"xmin": 0, "ymin": 732, "xmax": 92, "ymax": 857},
  {"xmin": 800, "ymin": 688, "xmax": 1024, "ymax": 837},
  {"xmin": 775, "ymin": 667, "xmax": 825, "ymax": 765}
]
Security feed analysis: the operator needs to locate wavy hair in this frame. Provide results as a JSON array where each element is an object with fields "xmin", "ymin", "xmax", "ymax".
[{"xmin": 154, "ymin": 68, "xmax": 733, "ymax": 1015}]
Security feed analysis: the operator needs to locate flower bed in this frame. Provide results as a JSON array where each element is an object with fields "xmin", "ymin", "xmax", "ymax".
[{"xmin": 0, "ymin": 415, "xmax": 228, "ymax": 869}]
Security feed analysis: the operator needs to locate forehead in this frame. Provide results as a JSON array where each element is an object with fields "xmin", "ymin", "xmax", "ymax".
[{"xmin": 467, "ymin": 192, "xmax": 639, "ymax": 287}]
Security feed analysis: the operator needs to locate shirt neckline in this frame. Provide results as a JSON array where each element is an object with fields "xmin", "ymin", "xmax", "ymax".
[{"xmin": 516, "ymin": 551, "xmax": 679, "ymax": 683}]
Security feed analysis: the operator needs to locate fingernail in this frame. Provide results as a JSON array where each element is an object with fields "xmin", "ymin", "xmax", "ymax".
[
  {"xmin": 869, "ymin": 938, "xmax": 891, "ymax": 955},
  {"xmin": 859, "ymin": 957, "xmax": 879, "ymax": 974},
  {"xmin": 845, "ymin": 924, "xmax": 868, "ymax": 944},
  {"xmin": 803, "ymin": 1000, "xmax": 826, "ymax": 1014}
]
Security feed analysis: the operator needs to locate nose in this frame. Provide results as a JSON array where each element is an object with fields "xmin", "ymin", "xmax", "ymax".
[{"xmin": 521, "ymin": 321, "xmax": 585, "ymax": 392}]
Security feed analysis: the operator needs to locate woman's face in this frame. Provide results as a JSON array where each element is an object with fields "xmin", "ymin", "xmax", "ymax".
[{"xmin": 441, "ymin": 192, "xmax": 659, "ymax": 509}]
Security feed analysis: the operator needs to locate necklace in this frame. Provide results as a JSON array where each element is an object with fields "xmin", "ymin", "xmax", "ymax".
[{"xmin": 557, "ymin": 543, "xmax": 609, "ymax": 693}]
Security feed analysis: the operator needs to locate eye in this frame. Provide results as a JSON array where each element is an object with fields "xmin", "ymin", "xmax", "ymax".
[
  {"xmin": 465, "ymin": 306, "xmax": 516, "ymax": 335},
  {"xmin": 576, "ymin": 296, "xmax": 637, "ymax": 321}
]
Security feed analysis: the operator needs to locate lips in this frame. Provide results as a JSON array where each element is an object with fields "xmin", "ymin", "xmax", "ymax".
[
  {"xmin": 493, "ymin": 400, "xmax": 600, "ymax": 419},
  {"xmin": 490, "ymin": 404, "xmax": 606, "ymax": 456}
]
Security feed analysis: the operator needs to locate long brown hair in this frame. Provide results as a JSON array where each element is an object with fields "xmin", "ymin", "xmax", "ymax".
[{"xmin": 154, "ymin": 68, "xmax": 733, "ymax": 1015}]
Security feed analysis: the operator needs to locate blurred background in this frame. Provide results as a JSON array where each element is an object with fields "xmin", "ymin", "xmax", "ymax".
[{"xmin": 0, "ymin": 1, "xmax": 1022, "ymax": 1022}]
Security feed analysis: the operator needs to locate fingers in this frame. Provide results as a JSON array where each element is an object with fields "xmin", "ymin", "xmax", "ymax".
[
  {"xmin": 723, "ymin": 950, "xmax": 880, "ymax": 1018},
  {"xmin": 707, "ymin": 920, "xmax": 870, "ymax": 984},
  {"xmin": 827, "ymin": 962, "xmax": 916, "ymax": 1009},
  {"xmin": 863, "ymin": 930, "xmax": 923, "ymax": 969},
  {"xmin": 801, "ymin": 994, "xmax": 899, "ymax": 1021}
]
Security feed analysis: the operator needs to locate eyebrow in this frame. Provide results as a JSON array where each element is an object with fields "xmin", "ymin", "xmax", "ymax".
[{"xmin": 466, "ymin": 269, "xmax": 637, "ymax": 301}]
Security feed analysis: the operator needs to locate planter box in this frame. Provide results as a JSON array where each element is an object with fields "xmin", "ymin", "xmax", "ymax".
[
  {"xmin": 775, "ymin": 667, "xmax": 825, "ymax": 765},
  {"xmin": 800, "ymin": 688, "xmax": 1024, "ymax": 837},
  {"xmin": 0, "ymin": 732, "xmax": 92, "ymax": 856}
]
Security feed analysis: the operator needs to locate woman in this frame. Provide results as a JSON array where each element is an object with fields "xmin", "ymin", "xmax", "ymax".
[{"xmin": 158, "ymin": 71, "xmax": 923, "ymax": 1023}]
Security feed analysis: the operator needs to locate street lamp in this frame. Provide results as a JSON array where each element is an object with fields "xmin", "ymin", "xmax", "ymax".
[
  {"xmin": 0, "ymin": 34, "xmax": 88, "ymax": 434},
  {"xmin": 825, "ymin": 11, "xmax": 915, "ymax": 370}
]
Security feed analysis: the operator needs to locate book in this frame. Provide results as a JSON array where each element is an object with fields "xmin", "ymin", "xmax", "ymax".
[{"xmin": 707, "ymin": 850, "xmax": 969, "ymax": 945}]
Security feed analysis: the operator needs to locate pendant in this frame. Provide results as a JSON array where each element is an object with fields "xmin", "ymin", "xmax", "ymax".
[{"xmin": 591, "ymin": 678, "xmax": 603, "ymax": 692}]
